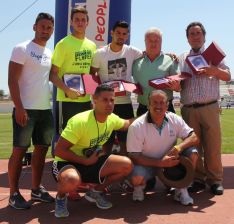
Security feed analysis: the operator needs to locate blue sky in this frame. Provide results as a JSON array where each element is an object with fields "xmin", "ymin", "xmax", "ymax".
[{"xmin": 0, "ymin": 0, "xmax": 233, "ymax": 94}]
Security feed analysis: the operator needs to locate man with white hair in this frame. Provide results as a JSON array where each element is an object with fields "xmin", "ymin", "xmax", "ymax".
[
  {"xmin": 133, "ymin": 27, "xmax": 181, "ymax": 116},
  {"xmin": 132, "ymin": 27, "xmax": 181, "ymax": 191}
]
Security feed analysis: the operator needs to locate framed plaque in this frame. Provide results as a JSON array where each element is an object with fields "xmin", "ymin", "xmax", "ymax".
[
  {"xmin": 104, "ymin": 80, "xmax": 142, "ymax": 96},
  {"xmin": 186, "ymin": 55, "xmax": 209, "ymax": 72},
  {"xmin": 186, "ymin": 41, "xmax": 226, "ymax": 73},
  {"xmin": 149, "ymin": 73, "xmax": 191, "ymax": 89},
  {"xmin": 63, "ymin": 74, "xmax": 85, "ymax": 95}
]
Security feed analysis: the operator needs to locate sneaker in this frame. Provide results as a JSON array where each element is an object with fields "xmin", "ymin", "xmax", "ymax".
[
  {"xmin": 9, "ymin": 192, "xmax": 31, "ymax": 210},
  {"xmin": 31, "ymin": 186, "xmax": 54, "ymax": 203},
  {"xmin": 210, "ymin": 184, "xmax": 224, "ymax": 195},
  {"xmin": 119, "ymin": 179, "xmax": 134, "ymax": 193},
  {"xmin": 188, "ymin": 181, "xmax": 206, "ymax": 193},
  {"xmin": 105, "ymin": 182, "xmax": 123, "ymax": 193},
  {"xmin": 174, "ymin": 188, "xmax": 194, "ymax": 206},
  {"xmin": 55, "ymin": 195, "xmax": 69, "ymax": 218},
  {"xmin": 133, "ymin": 185, "xmax": 145, "ymax": 202},
  {"xmin": 85, "ymin": 189, "xmax": 112, "ymax": 209}
]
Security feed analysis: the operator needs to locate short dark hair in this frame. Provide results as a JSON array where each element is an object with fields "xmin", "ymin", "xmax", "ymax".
[
  {"xmin": 35, "ymin": 12, "xmax": 54, "ymax": 25},
  {"xmin": 112, "ymin": 20, "xmax": 129, "ymax": 32},
  {"xmin": 186, "ymin": 22, "xmax": 206, "ymax": 37},
  {"xmin": 71, "ymin": 6, "xmax": 89, "ymax": 21},
  {"xmin": 94, "ymin": 84, "xmax": 114, "ymax": 96}
]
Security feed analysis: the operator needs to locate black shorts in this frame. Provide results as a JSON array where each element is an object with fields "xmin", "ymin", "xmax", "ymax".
[
  {"xmin": 107, "ymin": 103, "xmax": 134, "ymax": 144},
  {"xmin": 61, "ymin": 101, "xmax": 92, "ymax": 129},
  {"xmin": 52, "ymin": 155, "xmax": 109, "ymax": 184}
]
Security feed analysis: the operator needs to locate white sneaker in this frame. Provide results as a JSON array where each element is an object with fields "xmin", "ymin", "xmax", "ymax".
[
  {"xmin": 133, "ymin": 185, "xmax": 145, "ymax": 202},
  {"xmin": 174, "ymin": 188, "xmax": 194, "ymax": 205}
]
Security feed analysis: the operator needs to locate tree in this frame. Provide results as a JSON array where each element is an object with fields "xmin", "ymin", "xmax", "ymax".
[{"xmin": 0, "ymin": 89, "xmax": 4, "ymax": 98}]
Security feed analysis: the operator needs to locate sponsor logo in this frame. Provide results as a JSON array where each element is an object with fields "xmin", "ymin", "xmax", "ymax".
[
  {"xmin": 9, "ymin": 199, "xmax": 15, "ymax": 205},
  {"xmin": 31, "ymin": 52, "xmax": 50, "ymax": 62},
  {"xmin": 95, "ymin": 0, "xmax": 108, "ymax": 43}
]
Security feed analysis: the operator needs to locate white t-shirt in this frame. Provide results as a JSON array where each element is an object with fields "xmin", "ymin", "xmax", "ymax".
[
  {"xmin": 10, "ymin": 40, "xmax": 52, "ymax": 109},
  {"xmin": 91, "ymin": 44, "xmax": 142, "ymax": 104},
  {"xmin": 127, "ymin": 112, "xmax": 193, "ymax": 159}
]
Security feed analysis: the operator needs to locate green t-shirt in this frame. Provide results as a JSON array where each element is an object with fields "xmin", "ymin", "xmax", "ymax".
[
  {"xmin": 52, "ymin": 35, "xmax": 96, "ymax": 102},
  {"xmin": 55, "ymin": 110, "xmax": 125, "ymax": 161},
  {"xmin": 133, "ymin": 54, "xmax": 180, "ymax": 105}
]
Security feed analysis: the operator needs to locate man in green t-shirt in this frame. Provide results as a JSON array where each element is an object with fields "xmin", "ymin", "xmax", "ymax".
[
  {"xmin": 49, "ymin": 6, "xmax": 96, "ymax": 129},
  {"xmin": 52, "ymin": 84, "xmax": 133, "ymax": 218}
]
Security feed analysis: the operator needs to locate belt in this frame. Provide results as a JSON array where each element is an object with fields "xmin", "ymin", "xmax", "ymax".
[{"xmin": 184, "ymin": 100, "xmax": 217, "ymax": 108}]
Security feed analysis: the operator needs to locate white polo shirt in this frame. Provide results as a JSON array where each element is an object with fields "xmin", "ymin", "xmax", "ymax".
[{"xmin": 127, "ymin": 112, "xmax": 193, "ymax": 159}]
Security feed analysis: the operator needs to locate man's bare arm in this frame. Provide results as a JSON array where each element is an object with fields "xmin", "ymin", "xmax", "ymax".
[
  {"xmin": 54, "ymin": 137, "xmax": 99, "ymax": 166},
  {"xmin": 8, "ymin": 61, "xmax": 28, "ymax": 126},
  {"xmin": 49, "ymin": 64, "xmax": 81, "ymax": 99},
  {"xmin": 128, "ymin": 152, "xmax": 179, "ymax": 168}
]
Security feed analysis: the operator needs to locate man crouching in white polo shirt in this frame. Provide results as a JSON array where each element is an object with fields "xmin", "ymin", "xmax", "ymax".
[{"xmin": 127, "ymin": 90, "xmax": 199, "ymax": 205}]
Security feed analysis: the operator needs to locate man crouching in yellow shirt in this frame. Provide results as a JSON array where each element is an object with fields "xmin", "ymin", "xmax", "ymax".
[{"xmin": 52, "ymin": 84, "xmax": 133, "ymax": 218}]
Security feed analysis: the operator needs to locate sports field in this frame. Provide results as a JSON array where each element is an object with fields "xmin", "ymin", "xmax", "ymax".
[{"xmin": 0, "ymin": 109, "xmax": 233, "ymax": 158}]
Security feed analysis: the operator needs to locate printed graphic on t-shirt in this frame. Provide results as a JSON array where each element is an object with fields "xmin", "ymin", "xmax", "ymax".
[
  {"xmin": 108, "ymin": 58, "xmax": 127, "ymax": 80},
  {"xmin": 72, "ymin": 49, "xmax": 92, "ymax": 68},
  {"xmin": 89, "ymin": 131, "xmax": 110, "ymax": 147}
]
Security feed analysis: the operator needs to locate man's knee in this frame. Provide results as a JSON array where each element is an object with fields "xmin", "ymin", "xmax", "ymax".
[
  {"xmin": 120, "ymin": 156, "xmax": 133, "ymax": 176},
  {"xmin": 10, "ymin": 147, "xmax": 28, "ymax": 161},
  {"xmin": 58, "ymin": 168, "xmax": 81, "ymax": 189},
  {"xmin": 105, "ymin": 155, "xmax": 133, "ymax": 176}
]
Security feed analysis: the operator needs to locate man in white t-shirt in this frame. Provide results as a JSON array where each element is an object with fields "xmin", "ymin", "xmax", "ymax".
[
  {"xmin": 127, "ymin": 90, "xmax": 199, "ymax": 205},
  {"xmin": 90, "ymin": 21, "xmax": 142, "ymax": 155},
  {"xmin": 8, "ymin": 13, "xmax": 55, "ymax": 210}
]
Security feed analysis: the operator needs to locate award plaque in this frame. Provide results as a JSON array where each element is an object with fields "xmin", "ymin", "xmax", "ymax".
[{"xmin": 149, "ymin": 73, "xmax": 191, "ymax": 89}]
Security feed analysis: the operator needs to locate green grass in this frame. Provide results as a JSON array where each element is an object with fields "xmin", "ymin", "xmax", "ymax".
[
  {"xmin": 0, "ymin": 114, "xmax": 12, "ymax": 158},
  {"xmin": 0, "ymin": 109, "xmax": 233, "ymax": 158},
  {"xmin": 0, "ymin": 113, "xmax": 52, "ymax": 159},
  {"xmin": 220, "ymin": 109, "xmax": 234, "ymax": 153}
]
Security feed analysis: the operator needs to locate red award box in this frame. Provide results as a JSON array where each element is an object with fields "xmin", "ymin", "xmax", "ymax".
[
  {"xmin": 149, "ymin": 72, "xmax": 191, "ymax": 89},
  {"xmin": 64, "ymin": 74, "xmax": 142, "ymax": 96},
  {"xmin": 202, "ymin": 41, "xmax": 226, "ymax": 66},
  {"xmin": 186, "ymin": 41, "xmax": 226, "ymax": 73},
  {"xmin": 103, "ymin": 80, "xmax": 142, "ymax": 96},
  {"xmin": 63, "ymin": 74, "xmax": 100, "ymax": 96}
]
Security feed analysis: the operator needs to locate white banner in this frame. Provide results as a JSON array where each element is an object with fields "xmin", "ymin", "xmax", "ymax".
[{"xmin": 68, "ymin": 0, "xmax": 110, "ymax": 47}]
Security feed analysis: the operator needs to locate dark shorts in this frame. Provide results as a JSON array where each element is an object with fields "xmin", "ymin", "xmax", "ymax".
[
  {"xmin": 137, "ymin": 100, "xmax": 175, "ymax": 116},
  {"xmin": 52, "ymin": 155, "xmax": 109, "ymax": 184},
  {"xmin": 106, "ymin": 103, "xmax": 134, "ymax": 144},
  {"xmin": 12, "ymin": 109, "xmax": 54, "ymax": 148},
  {"xmin": 61, "ymin": 101, "xmax": 92, "ymax": 129}
]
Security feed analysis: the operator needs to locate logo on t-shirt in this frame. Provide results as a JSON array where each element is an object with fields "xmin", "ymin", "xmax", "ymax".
[
  {"xmin": 31, "ymin": 51, "xmax": 50, "ymax": 62},
  {"xmin": 108, "ymin": 58, "xmax": 127, "ymax": 80},
  {"xmin": 72, "ymin": 50, "xmax": 93, "ymax": 68},
  {"xmin": 90, "ymin": 131, "xmax": 110, "ymax": 147},
  {"xmin": 169, "ymin": 129, "xmax": 176, "ymax": 137}
]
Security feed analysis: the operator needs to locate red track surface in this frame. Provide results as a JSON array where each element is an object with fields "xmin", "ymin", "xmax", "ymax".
[{"xmin": 0, "ymin": 155, "xmax": 234, "ymax": 224}]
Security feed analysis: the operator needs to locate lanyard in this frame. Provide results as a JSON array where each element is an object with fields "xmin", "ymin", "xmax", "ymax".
[{"xmin": 93, "ymin": 111, "xmax": 107, "ymax": 146}]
